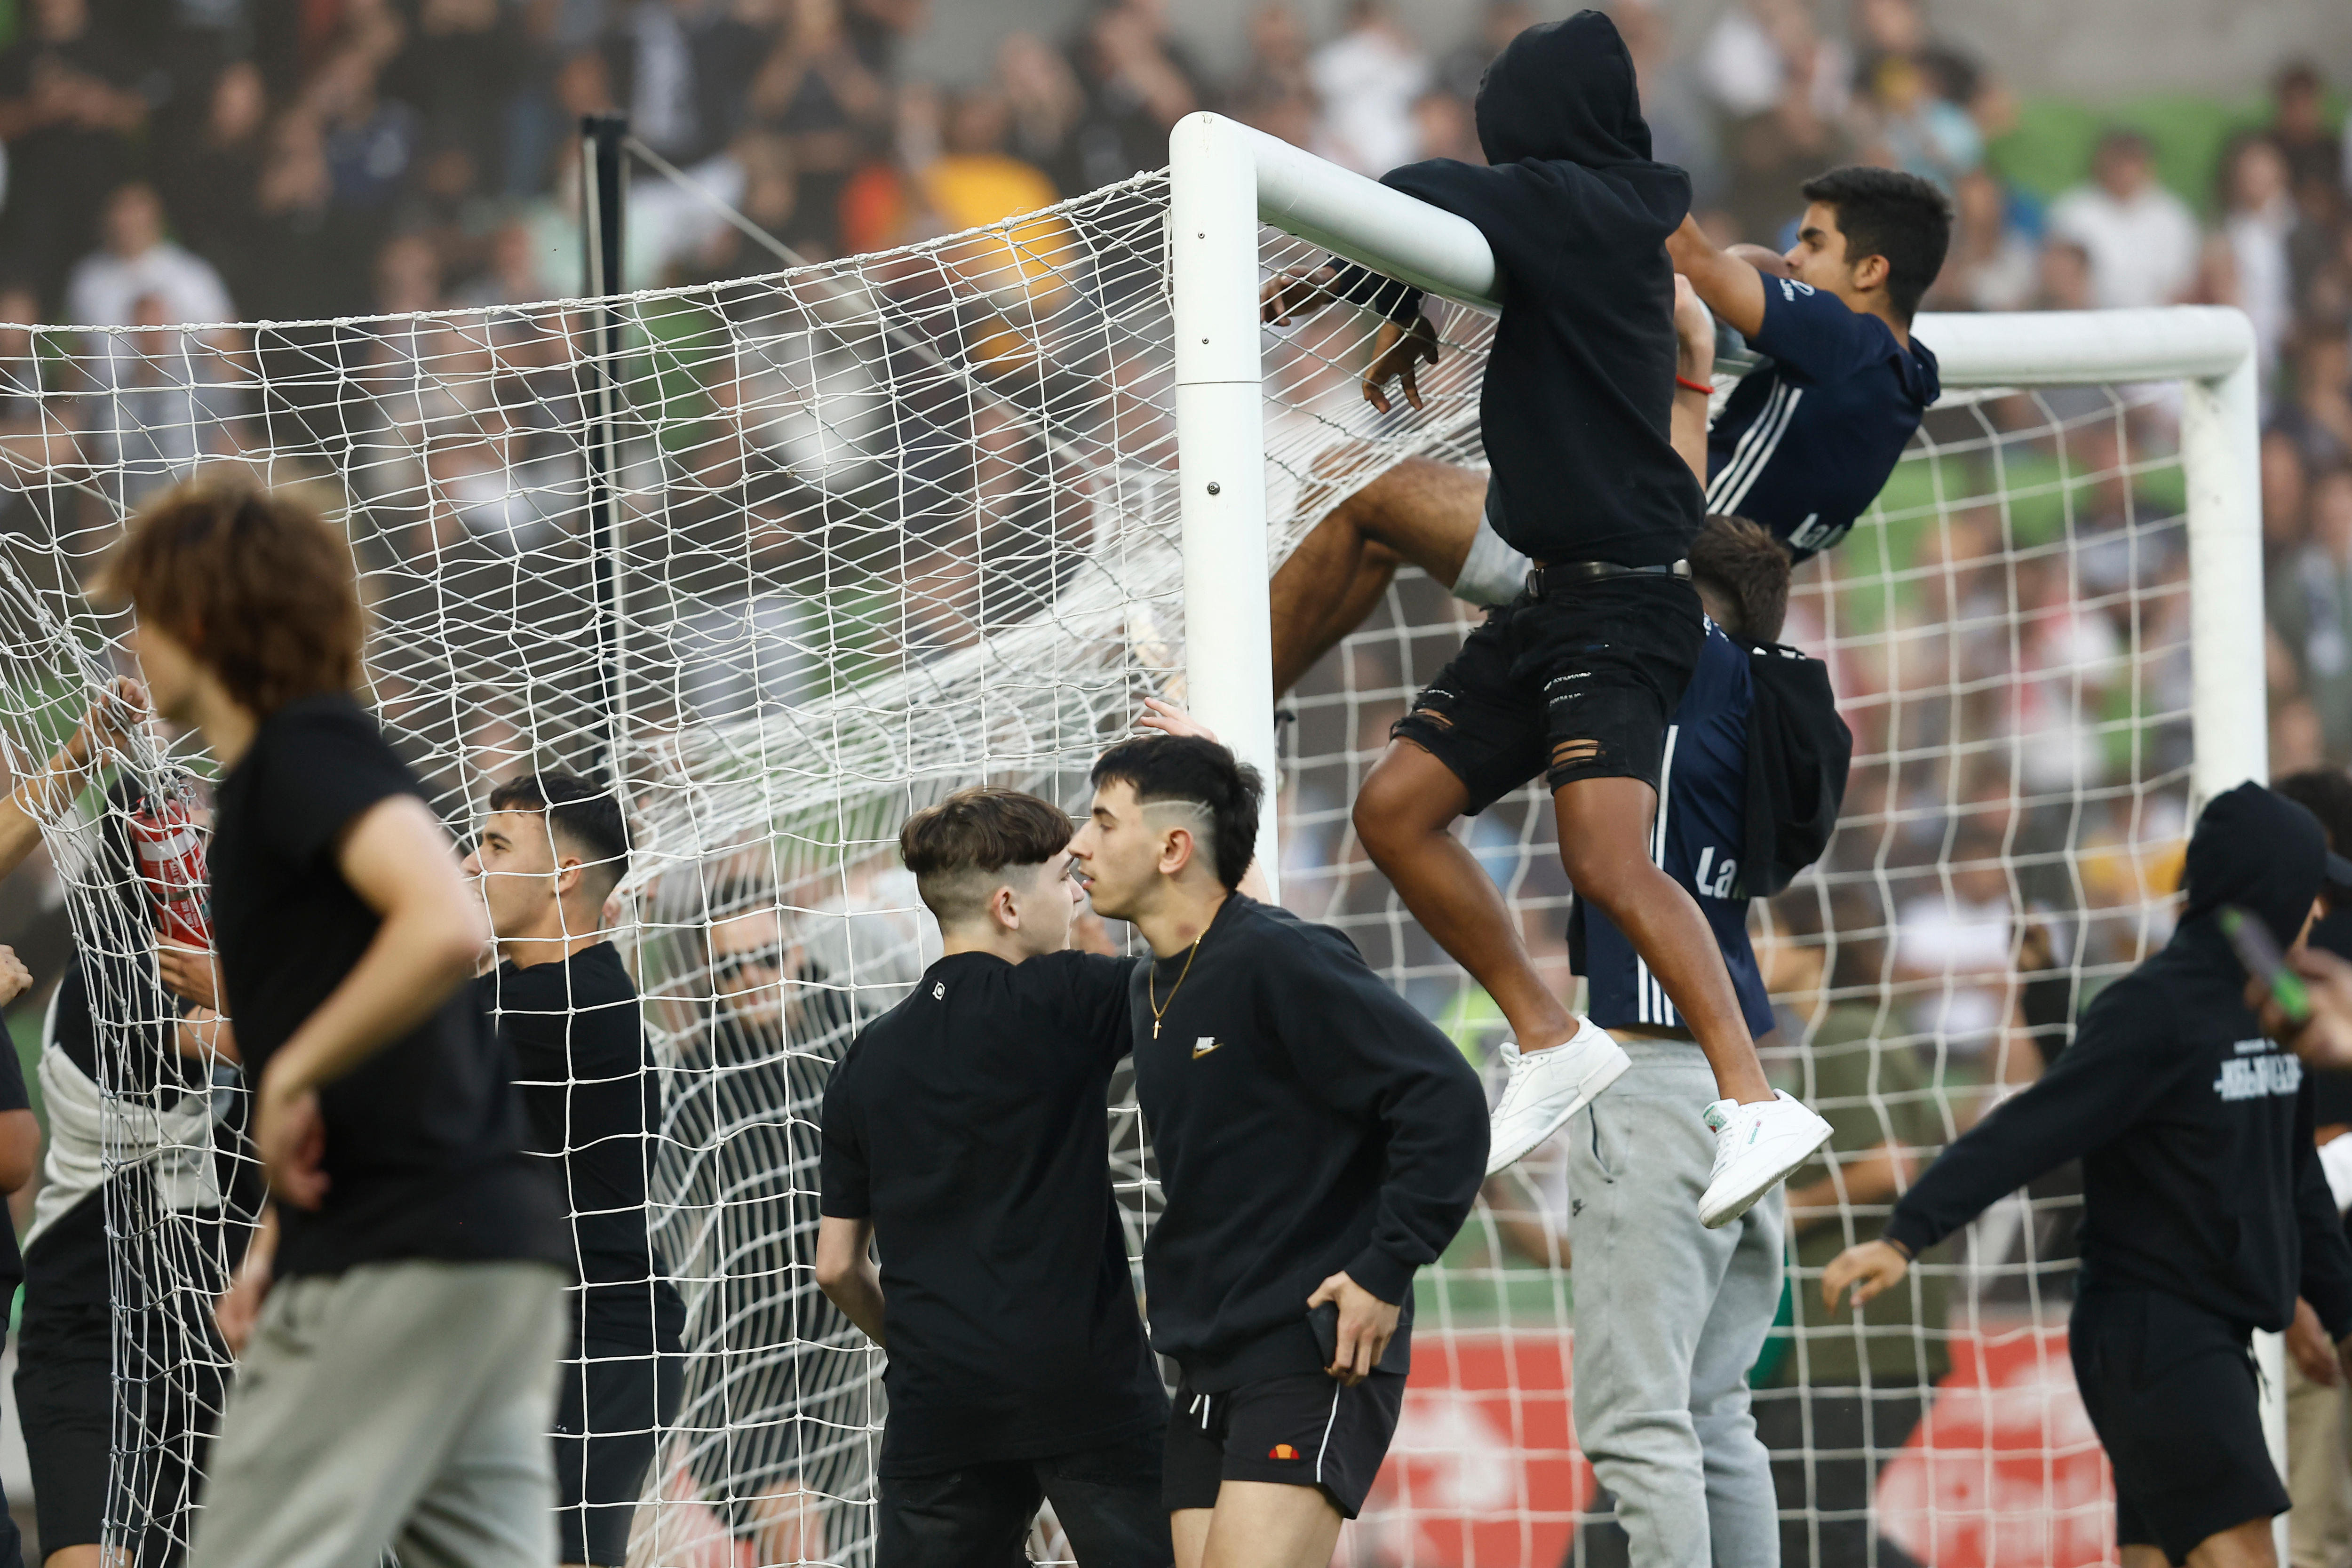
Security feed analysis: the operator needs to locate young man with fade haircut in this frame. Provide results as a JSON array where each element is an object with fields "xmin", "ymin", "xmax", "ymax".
[
  {"xmin": 1069, "ymin": 732, "xmax": 1488, "ymax": 1568},
  {"xmin": 1258, "ymin": 163, "xmax": 1950, "ymax": 690},
  {"xmin": 1550, "ymin": 512, "xmax": 1847, "ymax": 1568},
  {"xmin": 100, "ymin": 474, "xmax": 572, "ymax": 1568},
  {"xmin": 1827, "ymin": 782, "xmax": 2352, "ymax": 1568},
  {"xmin": 464, "ymin": 769, "xmax": 685, "ymax": 1568},
  {"xmin": 816, "ymin": 781, "xmax": 1180, "ymax": 1568},
  {"xmin": 1259, "ymin": 11, "xmax": 1829, "ymax": 1222}
]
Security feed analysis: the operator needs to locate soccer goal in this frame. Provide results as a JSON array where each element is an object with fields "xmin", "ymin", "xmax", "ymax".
[{"xmin": 0, "ymin": 110, "xmax": 2260, "ymax": 1568}]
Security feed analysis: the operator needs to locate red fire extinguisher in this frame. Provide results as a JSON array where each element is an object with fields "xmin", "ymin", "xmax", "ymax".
[{"xmin": 128, "ymin": 778, "xmax": 212, "ymax": 951}]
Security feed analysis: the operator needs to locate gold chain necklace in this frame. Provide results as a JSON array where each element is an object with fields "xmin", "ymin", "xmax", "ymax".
[{"xmin": 1147, "ymin": 900, "xmax": 1224, "ymax": 1040}]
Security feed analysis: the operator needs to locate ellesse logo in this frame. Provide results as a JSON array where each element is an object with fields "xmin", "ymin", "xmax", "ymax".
[
  {"xmin": 1192, "ymin": 1037, "xmax": 1223, "ymax": 1059},
  {"xmin": 1268, "ymin": 1443, "xmax": 1300, "ymax": 1460}
]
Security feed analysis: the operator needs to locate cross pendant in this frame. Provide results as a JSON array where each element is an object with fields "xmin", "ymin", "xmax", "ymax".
[{"xmin": 1153, "ymin": 1020, "xmax": 1161, "ymax": 1039}]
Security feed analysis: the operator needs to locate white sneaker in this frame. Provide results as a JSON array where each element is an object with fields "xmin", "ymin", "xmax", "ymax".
[
  {"xmin": 1484, "ymin": 1019, "xmax": 1630, "ymax": 1176},
  {"xmin": 1698, "ymin": 1090, "xmax": 1833, "ymax": 1228}
]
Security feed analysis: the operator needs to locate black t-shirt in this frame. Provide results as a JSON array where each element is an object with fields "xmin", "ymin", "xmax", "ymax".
[
  {"xmin": 207, "ymin": 692, "xmax": 566, "ymax": 1279},
  {"xmin": 819, "ymin": 948, "xmax": 1167, "ymax": 1476},
  {"xmin": 481, "ymin": 941, "xmax": 680, "ymax": 1343}
]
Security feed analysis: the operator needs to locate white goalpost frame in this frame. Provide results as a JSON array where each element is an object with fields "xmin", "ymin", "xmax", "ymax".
[{"xmin": 1168, "ymin": 105, "xmax": 2278, "ymax": 1541}]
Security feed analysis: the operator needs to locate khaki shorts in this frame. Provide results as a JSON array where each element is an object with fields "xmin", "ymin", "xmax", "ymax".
[{"xmin": 188, "ymin": 1258, "xmax": 566, "ymax": 1568}]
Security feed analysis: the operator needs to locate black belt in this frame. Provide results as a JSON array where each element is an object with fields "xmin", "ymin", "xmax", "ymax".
[{"xmin": 1524, "ymin": 558, "xmax": 1690, "ymax": 597}]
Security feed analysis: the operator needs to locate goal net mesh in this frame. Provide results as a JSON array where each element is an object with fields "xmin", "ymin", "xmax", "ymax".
[{"xmin": 0, "ymin": 162, "xmax": 2197, "ymax": 1568}]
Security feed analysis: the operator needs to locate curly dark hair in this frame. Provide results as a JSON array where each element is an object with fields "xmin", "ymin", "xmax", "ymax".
[
  {"xmin": 100, "ymin": 472, "xmax": 362, "ymax": 717},
  {"xmin": 1690, "ymin": 513, "xmax": 1792, "ymax": 643}
]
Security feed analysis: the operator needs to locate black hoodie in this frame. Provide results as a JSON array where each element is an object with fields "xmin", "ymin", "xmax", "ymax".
[
  {"xmin": 1331, "ymin": 11, "xmax": 1699, "ymax": 568},
  {"xmin": 1882, "ymin": 782, "xmax": 2352, "ymax": 1338}
]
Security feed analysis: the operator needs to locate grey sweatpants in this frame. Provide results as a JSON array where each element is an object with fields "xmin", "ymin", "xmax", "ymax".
[
  {"xmin": 1570, "ymin": 1040, "xmax": 1784, "ymax": 1568},
  {"xmin": 188, "ymin": 1258, "xmax": 567, "ymax": 1568}
]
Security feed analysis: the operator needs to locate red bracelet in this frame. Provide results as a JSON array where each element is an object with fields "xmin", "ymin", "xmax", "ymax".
[{"xmin": 1676, "ymin": 374, "xmax": 1713, "ymax": 396}]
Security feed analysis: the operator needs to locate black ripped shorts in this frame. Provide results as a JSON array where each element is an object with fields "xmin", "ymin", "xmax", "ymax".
[{"xmin": 1391, "ymin": 572, "xmax": 1706, "ymax": 814}]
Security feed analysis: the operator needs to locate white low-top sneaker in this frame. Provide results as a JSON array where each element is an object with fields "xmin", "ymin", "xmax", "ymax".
[
  {"xmin": 1698, "ymin": 1090, "xmax": 1833, "ymax": 1228},
  {"xmin": 1484, "ymin": 1018, "xmax": 1630, "ymax": 1176}
]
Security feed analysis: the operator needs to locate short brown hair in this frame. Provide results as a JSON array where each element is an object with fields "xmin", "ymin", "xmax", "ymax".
[
  {"xmin": 899, "ymin": 787, "xmax": 1072, "ymax": 925},
  {"xmin": 1690, "ymin": 514, "xmax": 1791, "ymax": 643},
  {"xmin": 101, "ymin": 473, "xmax": 362, "ymax": 716}
]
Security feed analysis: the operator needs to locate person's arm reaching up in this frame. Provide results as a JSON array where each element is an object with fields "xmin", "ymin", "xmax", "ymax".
[
  {"xmin": 1667, "ymin": 214, "xmax": 1768, "ymax": 339},
  {"xmin": 252, "ymin": 795, "xmax": 490, "ymax": 1207},
  {"xmin": 815, "ymin": 1215, "xmax": 886, "ymax": 1345},
  {"xmin": 0, "ymin": 677, "xmax": 144, "ymax": 881},
  {"xmin": 1822, "ymin": 977, "xmax": 2193, "ymax": 1309}
]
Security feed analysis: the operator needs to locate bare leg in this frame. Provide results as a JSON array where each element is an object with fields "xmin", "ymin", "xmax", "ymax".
[
  {"xmin": 1353, "ymin": 739, "xmax": 1583, "ymax": 1052},
  {"xmin": 1189, "ymin": 1480, "xmax": 1345, "ymax": 1568},
  {"xmin": 1270, "ymin": 457, "xmax": 1489, "ymax": 694},
  {"xmin": 2182, "ymin": 1518, "xmax": 2280, "ymax": 1568},
  {"xmin": 1553, "ymin": 775, "xmax": 1772, "ymax": 1103}
]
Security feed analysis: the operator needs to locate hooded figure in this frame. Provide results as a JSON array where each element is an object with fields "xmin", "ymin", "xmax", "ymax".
[
  {"xmin": 1868, "ymin": 780, "xmax": 2352, "ymax": 1559},
  {"xmin": 1333, "ymin": 9, "xmax": 1699, "ymax": 568}
]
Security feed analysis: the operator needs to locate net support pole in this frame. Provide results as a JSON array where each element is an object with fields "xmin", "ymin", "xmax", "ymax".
[
  {"xmin": 1168, "ymin": 114, "xmax": 1282, "ymax": 893},
  {"xmin": 2179, "ymin": 318, "xmax": 2288, "ymax": 1542},
  {"xmin": 580, "ymin": 112, "xmax": 630, "ymax": 788}
]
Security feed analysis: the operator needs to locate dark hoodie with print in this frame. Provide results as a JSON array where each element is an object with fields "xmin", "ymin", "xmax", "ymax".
[
  {"xmin": 1881, "ymin": 781, "xmax": 2352, "ymax": 1337},
  {"xmin": 1331, "ymin": 10, "xmax": 1700, "ymax": 568}
]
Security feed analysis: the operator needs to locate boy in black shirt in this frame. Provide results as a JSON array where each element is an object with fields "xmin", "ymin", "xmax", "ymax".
[
  {"xmin": 102, "ymin": 475, "xmax": 572, "ymax": 1568},
  {"xmin": 1826, "ymin": 782, "xmax": 2352, "ymax": 1568},
  {"xmin": 466, "ymin": 769, "xmax": 684, "ymax": 1568},
  {"xmin": 1263, "ymin": 11, "xmax": 1828, "ymax": 1224},
  {"xmin": 1069, "ymin": 734, "xmax": 1487, "ymax": 1568},
  {"xmin": 818, "ymin": 786, "xmax": 1172, "ymax": 1568}
]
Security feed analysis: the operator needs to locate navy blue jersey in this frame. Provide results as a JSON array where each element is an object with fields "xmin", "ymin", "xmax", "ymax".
[
  {"xmin": 1571, "ymin": 622, "xmax": 1776, "ymax": 1037},
  {"xmin": 1705, "ymin": 277, "xmax": 1940, "ymax": 562}
]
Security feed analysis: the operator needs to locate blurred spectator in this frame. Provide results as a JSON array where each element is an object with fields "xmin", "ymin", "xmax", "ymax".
[
  {"xmin": 2218, "ymin": 134, "xmax": 2298, "ymax": 382},
  {"xmin": 317, "ymin": 48, "xmax": 421, "ymax": 224},
  {"xmin": 1410, "ymin": 90, "xmax": 1478, "ymax": 167},
  {"xmin": 1064, "ymin": 0, "xmax": 1203, "ymax": 193},
  {"xmin": 158, "ymin": 60, "xmax": 270, "ymax": 313},
  {"xmin": 746, "ymin": 0, "xmax": 892, "ymax": 255},
  {"xmin": 994, "ymin": 32, "xmax": 1087, "ymax": 197},
  {"xmin": 64, "ymin": 183, "xmax": 233, "ymax": 330},
  {"xmin": 2265, "ymin": 425, "xmax": 2312, "ymax": 574},
  {"xmin": 0, "ymin": 0, "xmax": 149, "ymax": 302},
  {"xmin": 1228, "ymin": 5, "xmax": 1312, "ymax": 126},
  {"xmin": 2269, "ymin": 465, "xmax": 2352, "ymax": 763},
  {"xmin": 1613, "ymin": 0, "xmax": 1718, "ymax": 206},
  {"xmin": 1929, "ymin": 168, "xmax": 2037, "ymax": 312},
  {"xmin": 1307, "ymin": 0, "xmax": 1428, "ymax": 177},
  {"xmin": 917, "ymin": 89, "xmax": 1054, "ymax": 232},
  {"xmin": 2267, "ymin": 62, "xmax": 2343, "ymax": 197},
  {"xmin": 2046, "ymin": 129, "xmax": 2200, "ymax": 310},
  {"xmin": 1863, "ymin": 49, "xmax": 1981, "ymax": 192},
  {"xmin": 2280, "ymin": 328, "xmax": 2352, "ymax": 474},
  {"xmin": 1696, "ymin": 0, "xmax": 1847, "ymax": 128},
  {"xmin": 381, "ymin": 0, "xmax": 527, "ymax": 194},
  {"xmin": 374, "ymin": 231, "xmax": 441, "ymax": 315},
  {"xmin": 1434, "ymin": 0, "xmax": 1527, "ymax": 104},
  {"xmin": 2032, "ymin": 236, "xmax": 2095, "ymax": 311}
]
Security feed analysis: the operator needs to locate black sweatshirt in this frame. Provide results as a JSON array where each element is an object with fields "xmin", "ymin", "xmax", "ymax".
[
  {"xmin": 1129, "ymin": 896, "xmax": 1489, "ymax": 1390},
  {"xmin": 1327, "ymin": 11, "xmax": 1699, "ymax": 569},
  {"xmin": 1883, "ymin": 782, "xmax": 2352, "ymax": 1338}
]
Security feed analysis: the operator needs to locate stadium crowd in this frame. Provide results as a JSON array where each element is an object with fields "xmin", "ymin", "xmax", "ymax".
[{"xmin": 3, "ymin": 2, "xmax": 2352, "ymax": 1566}]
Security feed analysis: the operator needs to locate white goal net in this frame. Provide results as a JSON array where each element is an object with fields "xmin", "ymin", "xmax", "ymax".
[{"xmin": 0, "ymin": 142, "xmax": 2251, "ymax": 1568}]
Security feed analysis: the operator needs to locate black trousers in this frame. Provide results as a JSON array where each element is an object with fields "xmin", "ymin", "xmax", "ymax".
[{"xmin": 876, "ymin": 1427, "xmax": 1171, "ymax": 1568}]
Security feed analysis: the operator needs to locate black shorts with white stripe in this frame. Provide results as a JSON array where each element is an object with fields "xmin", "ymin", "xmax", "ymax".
[{"xmin": 1161, "ymin": 1369, "xmax": 1405, "ymax": 1520}]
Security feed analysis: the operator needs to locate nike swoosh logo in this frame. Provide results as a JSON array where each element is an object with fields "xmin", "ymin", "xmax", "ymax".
[{"xmin": 1193, "ymin": 1037, "xmax": 1222, "ymax": 1059}]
